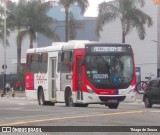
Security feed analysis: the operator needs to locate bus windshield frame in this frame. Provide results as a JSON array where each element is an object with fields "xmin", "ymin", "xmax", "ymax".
[{"xmin": 85, "ymin": 44, "xmax": 134, "ymax": 89}]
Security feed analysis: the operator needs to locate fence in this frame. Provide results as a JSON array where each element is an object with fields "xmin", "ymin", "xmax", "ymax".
[{"xmin": 0, "ymin": 74, "xmax": 24, "ymax": 91}]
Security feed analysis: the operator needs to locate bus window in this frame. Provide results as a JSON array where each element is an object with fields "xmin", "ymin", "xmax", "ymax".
[
  {"xmin": 31, "ymin": 54, "xmax": 39, "ymax": 73},
  {"xmin": 26, "ymin": 54, "xmax": 32, "ymax": 72},
  {"xmin": 39, "ymin": 53, "xmax": 48, "ymax": 73},
  {"xmin": 58, "ymin": 52, "xmax": 61, "ymax": 73},
  {"xmin": 58, "ymin": 51, "xmax": 73, "ymax": 73},
  {"xmin": 26, "ymin": 54, "xmax": 39, "ymax": 73}
]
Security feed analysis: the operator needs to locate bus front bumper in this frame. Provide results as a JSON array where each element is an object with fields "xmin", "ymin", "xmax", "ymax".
[
  {"xmin": 99, "ymin": 96, "xmax": 126, "ymax": 102},
  {"xmin": 80, "ymin": 92, "xmax": 126, "ymax": 104}
]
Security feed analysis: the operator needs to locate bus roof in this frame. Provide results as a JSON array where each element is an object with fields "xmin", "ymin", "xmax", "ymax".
[
  {"xmin": 26, "ymin": 40, "xmax": 90, "ymax": 53},
  {"xmin": 26, "ymin": 40, "xmax": 131, "ymax": 54}
]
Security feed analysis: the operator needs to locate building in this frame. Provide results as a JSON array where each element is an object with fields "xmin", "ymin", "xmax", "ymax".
[
  {"xmin": 37, "ymin": 1, "xmax": 98, "ymax": 47},
  {"xmin": 99, "ymin": 0, "xmax": 158, "ymax": 82},
  {"xmin": 37, "ymin": 18, "xmax": 98, "ymax": 47}
]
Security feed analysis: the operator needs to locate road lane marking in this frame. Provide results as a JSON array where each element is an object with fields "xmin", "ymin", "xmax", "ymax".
[{"xmin": 0, "ymin": 109, "xmax": 146, "ymax": 126}]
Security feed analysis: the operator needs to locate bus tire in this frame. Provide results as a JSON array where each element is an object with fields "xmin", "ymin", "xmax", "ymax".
[
  {"xmin": 38, "ymin": 89, "xmax": 45, "ymax": 105},
  {"xmin": 108, "ymin": 103, "xmax": 119, "ymax": 109},
  {"xmin": 65, "ymin": 90, "xmax": 73, "ymax": 107}
]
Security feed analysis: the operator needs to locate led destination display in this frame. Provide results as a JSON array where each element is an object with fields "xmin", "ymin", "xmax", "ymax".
[{"xmin": 86, "ymin": 44, "xmax": 132, "ymax": 53}]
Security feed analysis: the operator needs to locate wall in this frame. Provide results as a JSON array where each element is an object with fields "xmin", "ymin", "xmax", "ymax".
[
  {"xmin": 0, "ymin": 31, "xmax": 36, "ymax": 75},
  {"xmin": 37, "ymin": 19, "xmax": 99, "ymax": 47}
]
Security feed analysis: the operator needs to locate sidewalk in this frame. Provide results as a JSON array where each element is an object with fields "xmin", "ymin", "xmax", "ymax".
[{"xmin": 1, "ymin": 90, "xmax": 25, "ymax": 98}]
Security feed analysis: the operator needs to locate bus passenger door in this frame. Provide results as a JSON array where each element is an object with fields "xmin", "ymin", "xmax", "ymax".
[{"xmin": 51, "ymin": 58, "xmax": 57, "ymax": 99}]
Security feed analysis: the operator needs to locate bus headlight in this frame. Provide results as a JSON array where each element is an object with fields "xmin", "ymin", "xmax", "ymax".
[
  {"xmin": 127, "ymin": 85, "xmax": 136, "ymax": 94},
  {"xmin": 86, "ymin": 85, "xmax": 95, "ymax": 94}
]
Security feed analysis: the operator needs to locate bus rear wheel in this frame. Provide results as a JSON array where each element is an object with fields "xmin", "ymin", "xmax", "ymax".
[
  {"xmin": 107, "ymin": 103, "xmax": 119, "ymax": 109},
  {"xmin": 38, "ymin": 89, "xmax": 45, "ymax": 105},
  {"xmin": 65, "ymin": 90, "xmax": 73, "ymax": 107}
]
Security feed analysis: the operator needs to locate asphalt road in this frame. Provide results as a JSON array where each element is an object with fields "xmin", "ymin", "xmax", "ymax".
[{"xmin": 0, "ymin": 93, "xmax": 160, "ymax": 135}]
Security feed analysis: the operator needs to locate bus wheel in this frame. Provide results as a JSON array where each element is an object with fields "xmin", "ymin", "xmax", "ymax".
[
  {"xmin": 108, "ymin": 103, "xmax": 119, "ymax": 109},
  {"xmin": 65, "ymin": 90, "xmax": 73, "ymax": 107},
  {"xmin": 38, "ymin": 90, "xmax": 45, "ymax": 105}
]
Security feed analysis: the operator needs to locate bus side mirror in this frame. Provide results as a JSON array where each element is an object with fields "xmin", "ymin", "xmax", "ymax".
[{"xmin": 81, "ymin": 58, "xmax": 86, "ymax": 66}]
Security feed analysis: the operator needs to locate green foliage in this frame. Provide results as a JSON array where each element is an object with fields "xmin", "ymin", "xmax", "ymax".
[
  {"xmin": 6, "ymin": 1, "xmax": 59, "ymax": 74},
  {"xmin": 0, "ymin": 1, "xmax": 16, "ymax": 46},
  {"xmin": 6, "ymin": 1, "xmax": 59, "ymax": 48},
  {"xmin": 96, "ymin": 0, "xmax": 153, "ymax": 43},
  {"xmin": 59, "ymin": 0, "xmax": 89, "ymax": 41}
]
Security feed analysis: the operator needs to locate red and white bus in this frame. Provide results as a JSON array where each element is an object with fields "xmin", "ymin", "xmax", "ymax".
[{"xmin": 25, "ymin": 40, "xmax": 136, "ymax": 109}]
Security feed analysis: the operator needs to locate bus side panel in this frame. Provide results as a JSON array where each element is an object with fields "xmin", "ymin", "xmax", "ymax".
[
  {"xmin": 25, "ymin": 73, "xmax": 37, "ymax": 100},
  {"xmin": 34, "ymin": 73, "xmax": 48, "ymax": 100}
]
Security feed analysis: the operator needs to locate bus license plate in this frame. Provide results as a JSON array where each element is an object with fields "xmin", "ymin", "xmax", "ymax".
[{"xmin": 108, "ymin": 100, "xmax": 117, "ymax": 103}]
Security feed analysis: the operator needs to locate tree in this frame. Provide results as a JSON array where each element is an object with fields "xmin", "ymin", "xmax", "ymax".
[
  {"xmin": 68, "ymin": 12, "xmax": 77, "ymax": 40},
  {"xmin": 96, "ymin": 0, "xmax": 153, "ymax": 43},
  {"xmin": 0, "ymin": 18, "xmax": 10, "ymax": 46},
  {"xmin": 17, "ymin": 1, "xmax": 57, "ymax": 48},
  {"xmin": 0, "ymin": 1, "xmax": 13, "ymax": 46},
  {"xmin": 7, "ymin": 3, "xmax": 26, "ymax": 74},
  {"xmin": 59, "ymin": 0, "xmax": 89, "ymax": 42},
  {"xmin": 7, "ymin": 1, "xmax": 57, "ymax": 74}
]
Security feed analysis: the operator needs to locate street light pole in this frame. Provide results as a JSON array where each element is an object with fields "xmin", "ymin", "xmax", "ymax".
[
  {"xmin": 152, "ymin": 0, "xmax": 160, "ymax": 76},
  {"xmin": 3, "ymin": 0, "xmax": 7, "ymax": 93},
  {"xmin": 157, "ymin": 5, "xmax": 160, "ymax": 77}
]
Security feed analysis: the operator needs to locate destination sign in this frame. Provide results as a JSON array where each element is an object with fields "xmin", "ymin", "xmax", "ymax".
[
  {"xmin": 92, "ymin": 47, "xmax": 126, "ymax": 52},
  {"xmin": 86, "ymin": 44, "xmax": 132, "ymax": 54}
]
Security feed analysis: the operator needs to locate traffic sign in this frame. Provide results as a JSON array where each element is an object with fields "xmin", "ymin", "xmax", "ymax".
[{"xmin": 2, "ymin": 65, "xmax": 7, "ymax": 69}]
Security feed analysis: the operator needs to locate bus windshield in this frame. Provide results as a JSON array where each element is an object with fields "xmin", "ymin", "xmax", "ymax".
[{"xmin": 86, "ymin": 54, "xmax": 134, "ymax": 89}]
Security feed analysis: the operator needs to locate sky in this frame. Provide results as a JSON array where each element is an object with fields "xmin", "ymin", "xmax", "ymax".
[{"xmin": 11, "ymin": 0, "xmax": 110, "ymax": 17}]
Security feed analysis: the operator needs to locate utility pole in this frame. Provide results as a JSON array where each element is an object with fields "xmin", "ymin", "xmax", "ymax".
[
  {"xmin": 152, "ymin": 0, "xmax": 160, "ymax": 76},
  {"xmin": 1, "ymin": 0, "xmax": 7, "ymax": 93}
]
